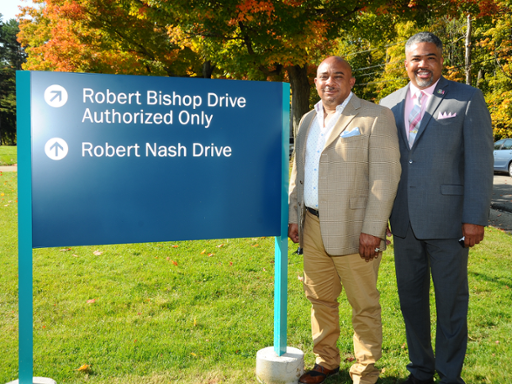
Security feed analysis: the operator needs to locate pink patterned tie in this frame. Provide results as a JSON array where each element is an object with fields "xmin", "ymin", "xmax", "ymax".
[{"xmin": 408, "ymin": 92, "xmax": 423, "ymax": 148}]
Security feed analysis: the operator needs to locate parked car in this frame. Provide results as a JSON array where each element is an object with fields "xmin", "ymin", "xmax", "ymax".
[{"xmin": 494, "ymin": 138, "xmax": 512, "ymax": 176}]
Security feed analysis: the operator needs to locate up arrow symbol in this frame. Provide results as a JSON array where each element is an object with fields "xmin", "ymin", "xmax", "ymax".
[
  {"xmin": 50, "ymin": 141, "xmax": 64, "ymax": 156},
  {"xmin": 45, "ymin": 138, "xmax": 68, "ymax": 160}
]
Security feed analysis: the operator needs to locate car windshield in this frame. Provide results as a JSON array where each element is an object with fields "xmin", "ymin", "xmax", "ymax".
[{"xmin": 494, "ymin": 140, "xmax": 505, "ymax": 150}]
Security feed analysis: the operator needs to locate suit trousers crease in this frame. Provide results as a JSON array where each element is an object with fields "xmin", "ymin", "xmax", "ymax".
[
  {"xmin": 302, "ymin": 211, "xmax": 382, "ymax": 383},
  {"xmin": 393, "ymin": 224, "xmax": 469, "ymax": 384}
]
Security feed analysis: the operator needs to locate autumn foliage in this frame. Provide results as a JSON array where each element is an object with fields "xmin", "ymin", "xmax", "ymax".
[{"xmin": 14, "ymin": 0, "xmax": 512, "ymax": 137}]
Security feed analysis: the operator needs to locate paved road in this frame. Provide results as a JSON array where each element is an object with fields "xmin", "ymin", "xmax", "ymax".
[
  {"xmin": 0, "ymin": 165, "xmax": 17, "ymax": 172},
  {"xmin": 2, "ymin": 164, "xmax": 512, "ymax": 233},
  {"xmin": 489, "ymin": 174, "xmax": 512, "ymax": 233}
]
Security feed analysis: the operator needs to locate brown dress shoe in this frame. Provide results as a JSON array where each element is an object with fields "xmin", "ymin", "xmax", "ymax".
[{"xmin": 299, "ymin": 364, "xmax": 340, "ymax": 384}]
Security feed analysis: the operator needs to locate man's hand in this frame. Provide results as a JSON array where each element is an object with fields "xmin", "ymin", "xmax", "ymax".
[
  {"xmin": 386, "ymin": 224, "xmax": 392, "ymax": 245},
  {"xmin": 288, "ymin": 223, "xmax": 299, "ymax": 243},
  {"xmin": 359, "ymin": 233, "xmax": 382, "ymax": 262},
  {"xmin": 462, "ymin": 223, "xmax": 485, "ymax": 247}
]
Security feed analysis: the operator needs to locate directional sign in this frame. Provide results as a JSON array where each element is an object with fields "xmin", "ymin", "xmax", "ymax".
[
  {"xmin": 16, "ymin": 70, "xmax": 291, "ymax": 384},
  {"xmin": 22, "ymin": 71, "xmax": 288, "ymax": 248}
]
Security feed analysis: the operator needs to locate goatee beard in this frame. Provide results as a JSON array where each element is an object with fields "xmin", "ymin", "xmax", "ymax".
[{"xmin": 415, "ymin": 73, "xmax": 433, "ymax": 88}]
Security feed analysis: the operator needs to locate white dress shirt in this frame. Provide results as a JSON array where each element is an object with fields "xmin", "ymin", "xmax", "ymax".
[{"xmin": 304, "ymin": 93, "xmax": 353, "ymax": 209}]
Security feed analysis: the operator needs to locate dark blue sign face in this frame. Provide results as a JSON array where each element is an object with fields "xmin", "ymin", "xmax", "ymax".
[{"xmin": 28, "ymin": 72, "xmax": 285, "ymax": 248}]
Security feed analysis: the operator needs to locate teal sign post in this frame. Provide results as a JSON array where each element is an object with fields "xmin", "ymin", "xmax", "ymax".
[{"xmin": 16, "ymin": 71, "xmax": 290, "ymax": 383}]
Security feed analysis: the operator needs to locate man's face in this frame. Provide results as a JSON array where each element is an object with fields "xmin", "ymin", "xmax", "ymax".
[
  {"xmin": 405, "ymin": 42, "xmax": 444, "ymax": 89},
  {"xmin": 314, "ymin": 58, "xmax": 355, "ymax": 108}
]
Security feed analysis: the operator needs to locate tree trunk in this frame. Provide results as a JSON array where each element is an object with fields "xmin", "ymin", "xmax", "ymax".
[
  {"xmin": 477, "ymin": 69, "xmax": 484, "ymax": 88},
  {"xmin": 202, "ymin": 60, "xmax": 215, "ymax": 78},
  {"xmin": 286, "ymin": 64, "xmax": 311, "ymax": 139},
  {"xmin": 465, "ymin": 14, "xmax": 472, "ymax": 86}
]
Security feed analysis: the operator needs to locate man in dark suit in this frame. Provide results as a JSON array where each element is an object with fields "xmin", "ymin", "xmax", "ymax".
[{"xmin": 380, "ymin": 32, "xmax": 493, "ymax": 384}]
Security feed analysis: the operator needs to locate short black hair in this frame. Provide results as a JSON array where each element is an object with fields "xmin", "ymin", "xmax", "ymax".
[{"xmin": 405, "ymin": 32, "xmax": 443, "ymax": 54}]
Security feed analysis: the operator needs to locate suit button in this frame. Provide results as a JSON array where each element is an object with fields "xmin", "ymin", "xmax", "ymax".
[{"xmin": 409, "ymin": 160, "xmax": 413, "ymax": 164}]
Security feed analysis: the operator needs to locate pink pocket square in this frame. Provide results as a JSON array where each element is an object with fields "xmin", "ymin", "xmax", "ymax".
[{"xmin": 438, "ymin": 111, "xmax": 457, "ymax": 119}]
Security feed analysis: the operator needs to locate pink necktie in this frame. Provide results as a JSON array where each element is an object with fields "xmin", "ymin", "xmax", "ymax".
[{"xmin": 408, "ymin": 92, "xmax": 423, "ymax": 148}]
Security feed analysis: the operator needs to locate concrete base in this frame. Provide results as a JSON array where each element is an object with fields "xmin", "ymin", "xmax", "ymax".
[
  {"xmin": 256, "ymin": 346, "xmax": 304, "ymax": 384},
  {"xmin": 6, "ymin": 378, "xmax": 57, "ymax": 384}
]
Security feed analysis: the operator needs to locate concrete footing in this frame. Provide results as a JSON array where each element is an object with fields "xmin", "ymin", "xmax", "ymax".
[
  {"xmin": 6, "ymin": 378, "xmax": 57, "ymax": 384},
  {"xmin": 256, "ymin": 346, "xmax": 304, "ymax": 384}
]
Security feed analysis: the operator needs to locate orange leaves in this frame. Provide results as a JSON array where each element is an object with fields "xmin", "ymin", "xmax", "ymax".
[
  {"xmin": 78, "ymin": 364, "xmax": 91, "ymax": 373},
  {"xmin": 282, "ymin": 0, "xmax": 304, "ymax": 6},
  {"xmin": 235, "ymin": 0, "xmax": 275, "ymax": 22},
  {"xmin": 58, "ymin": 1, "xmax": 87, "ymax": 20},
  {"xmin": 86, "ymin": 299, "xmax": 96, "ymax": 304},
  {"xmin": 172, "ymin": 260, "xmax": 178, "ymax": 266}
]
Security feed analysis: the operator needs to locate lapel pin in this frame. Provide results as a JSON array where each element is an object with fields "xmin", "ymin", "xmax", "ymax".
[{"xmin": 437, "ymin": 89, "xmax": 445, "ymax": 95}]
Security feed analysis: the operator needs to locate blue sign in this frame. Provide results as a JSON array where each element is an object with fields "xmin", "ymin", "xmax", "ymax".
[{"xmin": 25, "ymin": 71, "xmax": 288, "ymax": 247}]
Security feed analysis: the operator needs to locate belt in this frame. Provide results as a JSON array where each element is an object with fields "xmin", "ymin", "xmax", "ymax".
[{"xmin": 306, "ymin": 206, "xmax": 319, "ymax": 217}]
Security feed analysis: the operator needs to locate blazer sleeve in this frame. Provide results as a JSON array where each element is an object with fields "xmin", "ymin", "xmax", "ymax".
[
  {"xmin": 462, "ymin": 89, "xmax": 494, "ymax": 226},
  {"xmin": 288, "ymin": 112, "xmax": 308, "ymax": 225},
  {"xmin": 361, "ymin": 107, "xmax": 402, "ymax": 238}
]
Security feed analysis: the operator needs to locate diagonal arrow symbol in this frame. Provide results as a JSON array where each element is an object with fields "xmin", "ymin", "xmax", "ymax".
[
  {"xmin": 50, "ymin": 141, "xmax": 64, "ymax": 157},
  {"xmin": 50, "ymin": 90, "xmax": 62, "ymax": 103}
]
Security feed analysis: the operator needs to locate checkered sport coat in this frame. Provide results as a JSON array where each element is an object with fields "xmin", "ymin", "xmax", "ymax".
[{"xmin": 289, "ymin": 94, "xmax": 401, "ymax": 256}]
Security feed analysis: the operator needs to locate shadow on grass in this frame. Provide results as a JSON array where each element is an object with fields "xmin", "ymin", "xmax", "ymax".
[
  {"xmin": 323, "ymin": 371, "xmax": 405, "ymax": 383},
  {"xmin": 469, "ymin": 270, "xmax": 512, "ymax": 289}
]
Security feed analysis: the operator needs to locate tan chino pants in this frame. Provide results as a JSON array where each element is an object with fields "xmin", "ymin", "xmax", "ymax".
[{"xmin": 302, "ymin": 211, "xmax": 382, "ymax": 384}]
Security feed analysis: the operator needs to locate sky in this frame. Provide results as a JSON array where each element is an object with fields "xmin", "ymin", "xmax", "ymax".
[{"xmin": 0, "ymin": 0, "xmax": 36, "ymax": 22}]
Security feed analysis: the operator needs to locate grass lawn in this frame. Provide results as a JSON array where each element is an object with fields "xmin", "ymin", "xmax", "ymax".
[
  {"xmin": 1, "ymin": 171, "xmax": 511, "ymax": 383},
  {"xmin": 0, "ymin": 145, "xmax": 17, "ymax": 165}
]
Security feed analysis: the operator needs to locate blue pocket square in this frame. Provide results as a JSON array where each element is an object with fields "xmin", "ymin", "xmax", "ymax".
[{"xmin": 340, "ymin": 127, "xmax": 361, "ymax": 138}]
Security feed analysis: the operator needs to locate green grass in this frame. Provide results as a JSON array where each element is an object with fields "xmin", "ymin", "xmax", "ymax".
[
  {"xmin": 0, "ymin": 145, "xmax": 17, "ymax": 165},
  {"xmin": 1, "ymin": 171, "xmax": 512, "ymax": 383}
]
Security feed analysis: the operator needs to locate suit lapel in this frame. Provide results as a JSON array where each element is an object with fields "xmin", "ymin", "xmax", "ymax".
[
  {"xmin": 412, "ymin": 77, "xmax": 449, "ymax": 149},
  {"xmin": 324, "ymin": 95, "xmax": 360, "ymax": 150},
  {"xmin": 393, "ymin": 85, "xmax": 410, "ymax": 151}
]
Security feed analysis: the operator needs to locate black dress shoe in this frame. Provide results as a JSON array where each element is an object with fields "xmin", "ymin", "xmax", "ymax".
[
  {"xmin": 403, "ymin": 373, "xmax": 434, "ymax": 384},
  {"xmin": 299, "ymin": 364, "xmax": 340, "ymax": 384}
]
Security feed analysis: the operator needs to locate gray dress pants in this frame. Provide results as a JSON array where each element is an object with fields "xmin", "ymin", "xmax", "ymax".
[{"xmin": 393, "ymin": 224, "xmax": 469, "ymax": 384}]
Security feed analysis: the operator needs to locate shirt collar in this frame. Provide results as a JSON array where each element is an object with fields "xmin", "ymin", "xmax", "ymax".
[
  {"xmin": 314, "ymin": 92, "xmax": 353, "ymax": 114},
  {"xmin": 409, "ymin": 80, "xmax": 439, "ymax": 99}
]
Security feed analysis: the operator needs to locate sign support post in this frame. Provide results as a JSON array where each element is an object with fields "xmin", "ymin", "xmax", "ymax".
[
  {"xmin": 256, "ymin": 83, "xmax": 303, "ymax": 384},
  {"xmin": 273, "ymin": 83, "xmax": 290, "ymax": 356},
  {"xmin": 17, "ymin": 71, "xmax": 34, "ymax": 384}
]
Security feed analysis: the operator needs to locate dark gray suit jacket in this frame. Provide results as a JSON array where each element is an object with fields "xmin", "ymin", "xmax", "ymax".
[{"xmin": 380, "ymin": 76, "xmax": 493, "ymax": 239}]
